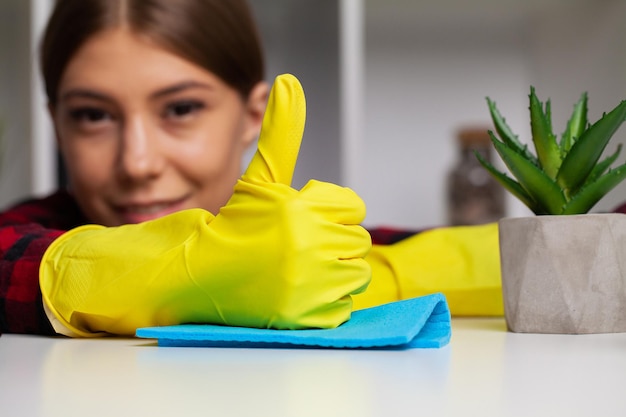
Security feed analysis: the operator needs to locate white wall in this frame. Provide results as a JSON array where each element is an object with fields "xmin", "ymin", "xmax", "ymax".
[
  {"xmin": 357, "ymin": 1, "xmax": 532, "ymax": 229},
  {"xmin": 0, "ymin": 0, "xmax": 34, "ymax": 209},
  {"xmin": 355, "ymin": 0, "xmax": 626, "ymax": 229},
  {"xmin": 0, "ymin": 0, "xmax": 55, "ymax": 210}
]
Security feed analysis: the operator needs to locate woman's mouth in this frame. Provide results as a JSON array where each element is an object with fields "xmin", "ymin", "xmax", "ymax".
[{"xmin": 117, "ymin": 198, "xmax": 189, "ymax": 223}]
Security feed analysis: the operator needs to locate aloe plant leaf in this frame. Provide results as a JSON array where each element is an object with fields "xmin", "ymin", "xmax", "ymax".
[
  {"xmin": 545, "ymin": 99, "xmax": 553, "ymax": 135},
  {"xmin": 560, "ymin": 92, "xmax": 588, "ymax": 154},
  {"xmin": 474, "ymin": 150, "xmax": 541, "ymax": 213},
  {"xmin": 562, "ymin": 162, "xmax": 626, "ymax": 214},
  {"xmin": 490, "ymin": 134, "xmax": 566, "ymax": 214},
  {"xmin": 583, "ymin": 144, "xmax": 622, "ymax": 187},
  {"xmin": 529, "ymin": 87, "xmax": 561, "ymax": 179},
  {"xmin": 486, "ymin": 97, "xmax": 538, "ymax": 166},
  {"xmin": 556, "ymin": 99, "xmax": 626, "ymax": 193}
]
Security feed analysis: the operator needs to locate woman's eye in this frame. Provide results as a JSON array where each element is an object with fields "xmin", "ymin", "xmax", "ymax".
[
  {"xmin": 164, "ymin": 101, "xmax": 205, "ymax": 119},
  {"xmin": 69, "ymin": 107, "xmax": 111, "ymax": 123}
]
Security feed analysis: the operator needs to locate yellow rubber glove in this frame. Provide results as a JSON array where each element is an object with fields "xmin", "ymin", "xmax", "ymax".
[
  {"xmin": 40, "ymin": 74, "xmax": 372, "ymax": 337},
  {"xmin": 353, "ymin": 223, "xmax": 503, "ymax": 316}
]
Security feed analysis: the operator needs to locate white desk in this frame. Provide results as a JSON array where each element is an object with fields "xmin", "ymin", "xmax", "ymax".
[{"xmin": 2, "ymin": 318, "xmax": 625, "ymax": 417}]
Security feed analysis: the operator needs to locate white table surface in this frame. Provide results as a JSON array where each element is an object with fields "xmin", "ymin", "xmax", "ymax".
[{"xmin": 2, "ymin": 318, "xmax": 625, "ymax": 417}]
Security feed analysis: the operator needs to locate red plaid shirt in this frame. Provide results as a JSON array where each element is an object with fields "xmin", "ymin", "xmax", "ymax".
[{"xmin": 0, "ymin": 190, "xmax": 87, "ymax": 335}]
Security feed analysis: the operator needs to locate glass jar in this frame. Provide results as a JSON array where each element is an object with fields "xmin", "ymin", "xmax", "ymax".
[{"xmin": 446, "ymin": 127, "xmax": 506, "ymax": 226}]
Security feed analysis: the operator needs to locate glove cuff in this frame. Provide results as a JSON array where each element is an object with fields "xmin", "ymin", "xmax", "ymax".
[
  {"xmin": 40, "ymin": 224, "xmax": 107, "ymax": 337},
  {"xmin": 360, "ymin": 223, "xmax": 504, "ymax": 316}
]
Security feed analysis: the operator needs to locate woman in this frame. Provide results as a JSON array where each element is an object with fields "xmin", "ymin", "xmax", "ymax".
[
  {"xmin": 1, "ymin": 0, "xmax": 504, "ymax": 337},
  {"xmin": 43, "ymin": 0, "xmax": 269, "ymax": 223},
  {"xmin": 2, "ymin": 0, "xmax": 374, "ymax": 337}
]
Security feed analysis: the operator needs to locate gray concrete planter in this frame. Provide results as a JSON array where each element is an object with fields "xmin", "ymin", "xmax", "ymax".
[{"xmin": 499, "ymin": 214, "xmax": 626, "ymax": 334}]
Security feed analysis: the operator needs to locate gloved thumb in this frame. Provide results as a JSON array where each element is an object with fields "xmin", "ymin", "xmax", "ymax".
[{"xmin": 242, "ymin": 73, "xmax": 306, "ymax": 186}]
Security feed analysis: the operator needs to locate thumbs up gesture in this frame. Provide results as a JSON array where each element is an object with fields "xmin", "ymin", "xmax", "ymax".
[{"xmin": 40, "ymin": 74, "xmax": 372, "ymax": 336}]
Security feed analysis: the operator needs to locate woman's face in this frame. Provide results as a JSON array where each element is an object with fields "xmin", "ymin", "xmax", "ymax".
[{"xmin": 52, "ymin": 27, "xmax": 268, "ymax": 226}]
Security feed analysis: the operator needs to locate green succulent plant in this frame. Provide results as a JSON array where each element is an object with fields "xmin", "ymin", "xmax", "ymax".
[{"xmin": 476, "ymin": 87, "xmax": 626, "ymax": 215}]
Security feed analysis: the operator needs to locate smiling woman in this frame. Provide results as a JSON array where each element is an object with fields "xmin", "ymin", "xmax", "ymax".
[
  {"xmin": 44, "ymin": 0, "xmax": 269, "ymax": 225},
  {"xmin": 0, "ymin": 0, "xmax": 373, "ymax": 336},
  {"xmin": 52, "ymin": 27, "xmax": 268, "ymax": 225}
]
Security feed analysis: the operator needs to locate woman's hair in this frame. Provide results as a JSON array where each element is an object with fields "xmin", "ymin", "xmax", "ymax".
[{"xmin": 41, "ymin": 0, "xmax": 265, "ymax": 105}]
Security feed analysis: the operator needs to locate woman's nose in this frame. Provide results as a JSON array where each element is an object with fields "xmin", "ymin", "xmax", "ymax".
[{"xmin": 117, "ymin": 115, "xmax": 165, "ymax": 182}]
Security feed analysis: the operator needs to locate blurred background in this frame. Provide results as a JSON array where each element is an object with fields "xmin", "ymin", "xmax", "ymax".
[{"xmin": 1, "ymin": 0, "xmax": 625, "ymax": 229}]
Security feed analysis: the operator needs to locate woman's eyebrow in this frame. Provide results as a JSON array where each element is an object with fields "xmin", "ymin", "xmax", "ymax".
[
  {"xmin": 150, "ymin": 81, "xmax": 214, "ymax": 99},
  {"xmin": 58, "ymin": 81, "xmax": 214, "ymax": 103},
  {"xmin": 59, "ymin": 89, "xmax": 112, "ymax": 103}
]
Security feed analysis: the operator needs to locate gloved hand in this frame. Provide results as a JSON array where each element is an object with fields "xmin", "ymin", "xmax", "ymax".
[
  {"xmin": 40, "ymin": 74, "xmax": 372, "ymax": 337},
  {"xmin": 353, "ymin": 222, "xmax": 503, "ymax": 316}
]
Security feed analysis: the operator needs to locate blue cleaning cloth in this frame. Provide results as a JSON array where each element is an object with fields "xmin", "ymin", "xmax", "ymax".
[{"xmin": 135, "ymin": 293, "xmax": 451, "ymax": 349}]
